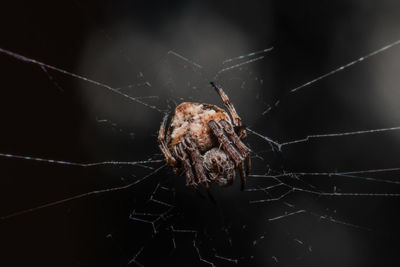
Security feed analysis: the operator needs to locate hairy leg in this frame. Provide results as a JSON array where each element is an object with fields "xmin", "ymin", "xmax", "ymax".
[
  {"xmin": 182, "ymin": 135, "xmax": 209, "ymax": 188},
  {"xmin": 210, "ymin": 82, "xmax": 247, "ymax": 139},
  {"xmin": 174, "ymin": 143, "xmax": 196, "ymax": 188},
  {"xmin": 158, "ymin": 114, "xmax": 177, "ymax": 167},
  {"xmin": 208, "ymin": 120, "xmax": 243, "ymax": 166},
  {"xmin": 219, "ymin": 119, "xmax": 251, "ymax": 175},
  {"xmin": 209, "ymin": 119, "xmax": 249, "ymax": 190}
]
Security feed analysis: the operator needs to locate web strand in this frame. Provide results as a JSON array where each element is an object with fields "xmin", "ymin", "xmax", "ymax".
[
  {"xmin": 0, "ymin": 164, "xmax": 166, "ymax": 220},
  {"xmin": 0, "ymin": 152, "xmax": 163, "ymax": 167},
  {"xmin": 222, "ymin": 47, "xmax": 273, "ymax": 64},
  {"xmin": 248, "ymin": 125, "xmax": 400, "ymax": 151},
  {"xmin": 262, "ymin": 39, "xmax": 400, "ymax": 115},
  {"xmin": 0, "ymin": 47, "xmax": 163, "ymax": 113},
  {"xmin": 290, "ymin": 39, "xmax": 400, "ymax": 93}
]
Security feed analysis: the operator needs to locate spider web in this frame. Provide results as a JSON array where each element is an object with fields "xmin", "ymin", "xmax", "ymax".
[{"xmin": 1, "ymin": 1, "xmax": 400, "ymax": 266}]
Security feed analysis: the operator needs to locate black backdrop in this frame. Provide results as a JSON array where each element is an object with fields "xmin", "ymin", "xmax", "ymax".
[{"xmin": 1, "ymin": 1, "xmax": 400, "ymax": 266}]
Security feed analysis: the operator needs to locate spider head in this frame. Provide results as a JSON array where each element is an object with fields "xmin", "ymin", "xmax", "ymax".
[{"xmin": 203, "ymin": 148, "xmax": 235, "ymax": 186}]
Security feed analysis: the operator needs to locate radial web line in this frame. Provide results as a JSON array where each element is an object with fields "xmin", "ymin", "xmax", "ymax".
[
  {"xmin": 253, "ymin": 181, "xmax": 371, "ymax": 230},
  {"xmin": 249, "ymin": 166, "xmax": 400, "ymax": 185},
  {"xmin": 280, "ymin": 126, "xmax": 400, "ymax": 147},
  {"xmin": 248, "ymin": 125, "xmax": 400, "ymax": 151},
  {"xmin": 262, "ymin": 38, "xmax": 400, "ymax": 115},
  {"xmin": 222, "ymin": 46, "xmax": 273, "ymax": 64},
  {"xmin": 308, "ymin": 211, "xmax": 371, "ymax": 230},
  {"xmin": 167, "ymin": 50, "xmax": 203, "ymax": 69},
  {"xmin": 248, "ymin": 172, "xmax": 400, "ymax": 205},
  {"xmin": 268, "ymin": 209, "xmax": 306, "ymax": 221},
  {"xmin": 0, "ymin": 47, "xmax": 163, "ymax": 112},
  {"xmin": 0, "ymin": 152, "xmax": 163, "ymax": 167},
  {"xmin": 214, "ymin": 254, "xmax": 239, "ymax": 264},
  {"xmin": 0, "ymin": 164, "xmax": 166, "ymax": 220},
  {"xmin": 290, "ymin": 39, "xmax": 400, "ymax": 93},
  {"xmin": 296, "ymin": 188, "xmax": 400, "ymax": 197},
  {"xmin": 249, "ymin": 185, "xmax": 400, "ymax": 204},
  {"xmin": 268, "ymin": 209, "xmax": 370, "ymax": 230},
  {"xmin": 215, "ymin": 56, "xmax": 265, "ymax": 77}
]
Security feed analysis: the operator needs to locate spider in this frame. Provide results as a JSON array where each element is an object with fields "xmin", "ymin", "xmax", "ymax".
[{"xmin": 158, "ymin": 82, "xmax": 251, "ymax": 191}]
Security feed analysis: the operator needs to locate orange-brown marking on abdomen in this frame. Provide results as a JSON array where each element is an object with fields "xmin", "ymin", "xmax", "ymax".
[{"xmin": 168, "ymin": 102, "xmax": 231, "ymax": 153}]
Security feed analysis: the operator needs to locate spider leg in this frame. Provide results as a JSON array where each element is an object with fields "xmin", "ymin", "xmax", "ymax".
[
  {"xmin": 158, "ymin": 113, "xmax": 178, "ymax": 167},
  {"xmin": 208, "ymin": 120, "xmax": 243, "ymax": 166},
  {"xmin": 219, "ymin": 120, "xmax": 250, "ymax": 157},
  {"xmin": 174, "ymin": 143, "xmax": 196, "ymax": 188},
  {"xmin": 209, "ymin": 119, "xmax": 250, "ymax": 190},
  {"xmin": 181, "ymin": 134, "xmax": 210, "ymax": 189},
  {"xmin": 219, "ymin": 119, "xmax": 251, "ymax": 175},
  {"xmin": 210, "ymin": 82, "xmax": 247, "ymax": 139}
]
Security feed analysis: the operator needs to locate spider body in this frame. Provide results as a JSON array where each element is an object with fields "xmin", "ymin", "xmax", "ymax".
[
  {"xmin": 158, "ymin": 82, "xmax": 251, "ymax": 190},
  {"xmin": 166, "ymin": 102, "xmax": 231, "ymax": 152}
]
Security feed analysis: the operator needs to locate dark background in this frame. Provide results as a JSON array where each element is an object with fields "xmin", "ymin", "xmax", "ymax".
[{"xmin": 1, "ymin": 0, "xmax": 400, "ymax": 266}]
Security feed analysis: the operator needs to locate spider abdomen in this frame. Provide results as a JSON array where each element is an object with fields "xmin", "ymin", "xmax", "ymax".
[
  {"xmin": 203, "ymin": 148, "xmax": 235, "ymax": 186},
  {"xmin": 167, "ymin": 102, "xmax": 231, "ymax": 153}
]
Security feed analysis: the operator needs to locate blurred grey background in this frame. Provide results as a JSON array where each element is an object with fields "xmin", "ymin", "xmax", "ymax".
[{"xmin": 1, "ymin": 0, "xmax": 400, "ymax": 266}]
